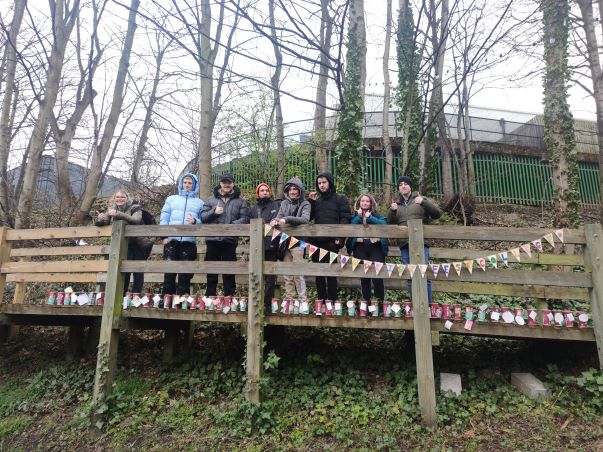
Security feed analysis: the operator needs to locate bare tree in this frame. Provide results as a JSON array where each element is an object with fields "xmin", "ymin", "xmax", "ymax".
[
  {"xmin": 383, "ymin": 0, "xmax": 393, "ymax": 201},
  {"xmin": 268, "ymin": 0, "xmax": 285, "ymax": 197}
]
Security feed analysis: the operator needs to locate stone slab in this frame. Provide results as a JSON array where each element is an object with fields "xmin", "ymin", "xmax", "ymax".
[
  {"xmin": 511, "ymin": 372, "xmax": 550, "ymax": 399},
  {"xmin": 440, "ymin": 372, "xmax": 462, "ymax": 397}
]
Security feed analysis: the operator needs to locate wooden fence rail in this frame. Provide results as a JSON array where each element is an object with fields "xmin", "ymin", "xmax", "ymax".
[{"xmin": 0, "ymin": 220, "xmax": 602, "ymax": 429}]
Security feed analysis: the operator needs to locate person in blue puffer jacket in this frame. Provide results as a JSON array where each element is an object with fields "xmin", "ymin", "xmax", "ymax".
[{"xmin": 160, "ymin": 173, "xmax": 204, "ymax": 295}]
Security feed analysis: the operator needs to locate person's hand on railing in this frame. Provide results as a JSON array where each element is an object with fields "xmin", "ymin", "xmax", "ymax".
[{"xmin": 97, "ymin": 211, "xmax": 107, "ymax": 222}]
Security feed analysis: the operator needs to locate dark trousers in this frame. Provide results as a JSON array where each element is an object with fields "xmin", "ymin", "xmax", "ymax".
[
  {"xmin": 311, "ymin": 241, "xmax": 339, "ymax": 301},
  {"xmin": 264, "ymin": 249, "xmax": 278, "ymax": 309},
  {"xmin": 124, "ymin": 242, "xmax": 153, "ymax": 295},
  {"xmin": 352, "ymin": 241, "xmax": 385, "ymax": 302},
  {"xmin": 163, "ymin": 240, "xmax": 197, "ymax": 295},
  {"xmin": 205, "ymin": 241, "xmax": 238, "ymax": 296}
]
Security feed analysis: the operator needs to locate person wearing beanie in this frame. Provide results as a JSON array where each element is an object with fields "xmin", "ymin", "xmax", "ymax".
[
  {"xmin": 308, "ymin": 171, "xmax": 351, "ymax": 301},
  {"xmin": 250, "ymin": 182, "xmax": 281, "ymax": 304},
  {"xmin": 388, "ymin": 175, "xmax": 442, "ymax": 302},
  {"xmin": 201, "ymin": 173, "xmax": 250, "ymax": 296},
  {"xmin": 271, "ymin": 177, "xmax": 311, "ymax": 304}
]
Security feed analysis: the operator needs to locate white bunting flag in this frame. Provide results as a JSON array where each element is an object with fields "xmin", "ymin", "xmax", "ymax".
[
  {"xmin": 386, "ymin": 263, "xmax": 396, "ymax": 277},
  {"xmin": 364, "ymin": 260, "xmax": 372, "ymax": 274},
  {"xmin": 520, "ymin": 243, "xmax": 532, "ymax": 258},
  {"xmin": 264, "ymin": 225, "xmax": 272, "ymax": 236},
  {"xmin": 329, "ymin": 252, "xmax": 338, "ymax": 264},
  {"xmin": 318, "ymin": 247, "xmax": 328, "ymax": 261},
  {"xmin": 431, "ymin": 264, "xmax": 440, "ymax": 278},
  {"xmin": 498, "ymin": 252, "xmax": 509, "ymax": 266},
  {"xmin": 407, "ymin": 264, "xmax": 417, "ymax": 278},
  {"xmin": 476, "ymin": 257, "xmax": 486, "ymax": 271},
  {"xmin": 510, "ymin": 247, "xmax": 521, "ymax": 262},
  {"xmin": 441, "ymin": 263, "xmax": 451, "ymax": 277},
  {"xmin": 340, "ymin": 255, "xmax": 349, "ymax": 268},
  {"xmin": 543, "ymin": 233, "xmax": 555, "ymax": 248},
  {"xmin": 453, "ymin": 262, "xmax": 463, "ymax": 276},
  {"xmin": 288, "ymin": 237, "xmax": 300, "ymax": 249},
  {"xmin": 464, "ymin": 260, "xmax": 474, "ymax": 274},
  {"xmin": 279, "ymin": 233, "xmax": 289, "ymax": 245},
  {"xmin": 374, "ymin": 262, "xmax": 384, "ymax": 275},
  {"xmin": 271, "ymin": 229, "xmax": 281, "ymax": 241},
  {"xmin": 487, "ymin": 254, "xmax": 497, "ymax": 269},
  {"xmin": 418, "ymin": 264, "xmax": 428, "ymax": 278},
  {"xmin": 308, "ymin": 245, "xmax": 318, "ymax": 257},
  {"xmin": 398, "ymin": 264, "xmax": 406, "ymax": 277},
  {"xmin": 531, "ymin": 239, "xmax": 544, "ymax": 254},
  {"xmin": 554, "ymin": 229, "xmax": 564, "ymax": 243},
  {"xmin": 352, "ymin": 257, "xmax": 361, "ymax": 271}
]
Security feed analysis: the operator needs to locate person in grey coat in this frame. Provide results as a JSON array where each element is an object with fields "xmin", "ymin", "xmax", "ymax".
[
  {"xmin": 270, "ymin": 177, "xmax": 311, "ymax": 302},
  {"xmin": 201, "ymin": 173, "xmax": 250, "ymax": 296}
]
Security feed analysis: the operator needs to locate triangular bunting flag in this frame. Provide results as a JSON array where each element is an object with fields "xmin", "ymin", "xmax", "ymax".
[
  {"xmin": 442, "ymin": 263, "xmax": 451, "ymax": 277},
  {"xmin": 308, "ymin": 245, "xmax": 318, "ymax": 257},
  {"xmin": 554, "ymin": 229, "xmax": 564, "ymax": 243},
  {"xmin": 374, "ymin": 262, "xmax": 384, "ymax": 275},
  {"xmin": 329, "ymin": 252, "xmax": 338, "ymax": 264},
  {"xmin": 476, "ymin": 257, "xmax": 486, "ymax": 271},
  {"xmin": 453, "ymin": 262, "xmax": 463, "ymax": 276},
  {"xmin": 319, "ymin": 248, "xmax": 328, "ymax": 261},
  {"xmin": 498, "ymin": 252, "xmax": 509, "ymax": 266},
  {"xmin": 531, "ymin": 239, "xmax": 544, "ymax": 254},
  {"xmin": 464, "ymin": 260, "xmax": 474, "ymax": 274},
  {"xmin": 363, "ymin": 260, "xmax": 372, "ymax": 274},
  {"xmin": 386, "ymin": 263, "xmax": 395, "ymax": 277},
  {"xmin": 288, "ymin": 237, "xmax": 300, "ymax": 249},
  {"xmin": 264, "ymin": 225, "xmax": 272, "ymax": 236},
  {"xmin": 398, "ymin": 264, "xmax": 406, "ymax": 277},
  {"xmin": 510, "ymin": 247, "xmax": 521, "ymax": 262},
  {"xmin": 407, "ymin": 264, "xmax": 416, "ymax": 278},
  {"xmin": 271, "ymin": 229, "xmax": 281, "ymax": 241},
  {"xmin": 487, "ymin": 254, "xmax": 497, "ymax": 269},
  {"xmin": 279, "ymin": 233, "xmax": 289, "ymax": 245},
  {"xmin": 431, "ymin": 264, "xmax": 440, "ymax": 278},
  {"xmin": 352, "ymin": 257, "xmax": 361, "ymax": 271},
  {"xmin": 298, "ymin": 241, "xmax": 308, "ymax": 250},
  {"xmin": 543, "ymin": 233, "xmax": 555, "ymax": 248},
  {"xmin": 340, "ymin": 255, "xmax": 349, "ymax": 268},
  {"xmin": 520, "ymin": 243, "xmax": 532, "ymax": 258},
  {"xmin": 418, "ymin": 264, "xmax": 428, "ymax": 278}
]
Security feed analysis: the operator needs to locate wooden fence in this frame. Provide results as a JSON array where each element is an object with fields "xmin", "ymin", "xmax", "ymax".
[{"xmin": 0, "ymin": 220, "xmax": 602, "ymax": 428}]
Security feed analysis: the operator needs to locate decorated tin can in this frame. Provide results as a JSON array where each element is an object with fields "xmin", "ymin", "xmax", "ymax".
[
  {"xmin": 490, "ymin": 307, "xmax": 500, "ymax": 323},
  {"xmin": 63, "ymin": 292, "xmax": 71, "ymax": 306},
  {"xmin": 280, "ymin": 299, "xmax": 289, "ymax": 314},
  {"xmin": 293, "ymin": 300, "xmax": 300, "ymax": 315},
  {"xmin": 465, "ymin": 306, "xmax": 474, "ymax": 321},
  {"xmin": 198, "ymin": 296, "xmax": 206, "ymax": 311},
  {"xmin": 553, "ymin": 310, "xmax": 564, "ymax": 327},
  {"xmin": 230, "ymin": 297, "xmax": 238, "ymax": 312},
  {"xmin": 271, "ymin": 298, "xmax": 279, "ymax": 314},
  {"xmin": 87, "ymin": 292, "xmax": 96, "ymax": 306},
  {"xmin": 441, "ymin": 303, "xmax": 450, "ymax": 320},
  {"xmin": 563, "ymin": 310, "xmax": 574, "ymax": 328},
  {"xmin": 477, "ymin": 308, "xmax": 487, "ymax": 322},
  {"xmin": 404, "ymin": 301, "xmax": 413, "ymax": 318},
  {"xmin": 207, "ymin": 296, "xmax": 216, "ymax": 311},
  {"xmin": 300, "ymin": 300, "xmax": 310, "ymax": 315},
  {"xmin": 527, "ymin": 309, "xmax": 538, "ymax": 326},
  {"xmin": 96, "ymin": 292, "xmax": 105, "ymax": 306},
  {"xmin": 163, "ymin": 294, "xmax": 172, "ymax": 309},
  {"xmin": 223, "ymin": 296, "xmax": 232, "ymax": 312},
  {"xmin": 47, "ymin": 292, "xmax": 57, "ymax": 305},
  {"xmin": 140, "ymin": 293, "xmax": 151, "ymax": 307},
  {"xmin": 334, "ymin": 300, "xmax": 343, "ymax": 316},
  {"xmin": 359, "ymin": 301, "xmax": 368, "ymax": 317},
  {"xmin": 151, "ymin": 294, "xmax": 162, "ymax": 308},
  {"xmin": 514, "ymin": 308, "xmax": 525, "ymax": 326},
  {"xmin": 347, "ymin": 300, "xmax": 356, "ymax": 317},
  {"xmin": 370, "ymin": 300, "xmax": 379, "ymax": 317},
  {"xmin": 576, "ymin": 311, "xmax": 588, "ymax": 328},
  {"xmin": 383, "ymin": 301, "xmax": 392, "ymax": 318},
  {"xmin": 541, "ymin": 309, "xmax": 552, "ymax": 326},
  {"xmin": 239, "ymin": 297, "xmax": 247, "ymax": 312},
  {"xmin": 392, "ymin": 301, "xmax": 402, "ymax": 318},
  {"xmin": 430, "ymin": 303, "xmax": 438, "ymax": 318},
  {"xmin": 453, "ymin": 304, "xmax": 462, "ymax": 321},
  {"xmin": 315, "ymin": 299, "xmax": 323, "ymax": 316},
  {"xmin": 501, "ymin": 307, "xmax": 514, "ymax": 324},
  {"xmin": 325, "ymin": 300, "xmax": 333, "ymax": 316}
]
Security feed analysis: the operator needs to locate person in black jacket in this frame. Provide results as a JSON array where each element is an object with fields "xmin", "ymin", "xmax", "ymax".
[
  {"xmin": 200, "ymin": 173, "xmax": 250, "ymax": 296},
  {"xmin": 308, "ymin": 171, "xmax": 351, "ymax": 301},
  {"xmin": 250, "ymin": 182, "xmax": 281, "ymax": 304}
]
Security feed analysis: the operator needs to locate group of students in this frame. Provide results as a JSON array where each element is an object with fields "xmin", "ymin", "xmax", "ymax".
[{"xmin": 95, "ymin": 171, "xmax": 442, "ymax": 305}]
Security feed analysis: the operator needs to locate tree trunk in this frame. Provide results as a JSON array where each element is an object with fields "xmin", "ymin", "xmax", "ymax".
[
  {"xmin": 350, "ymin": 0, "xmax": 366, "ymax": 100},
  {"xmin": 15, "ymin": 0, "xmax": 80, "ymax": 229},
  {"xmin": 269, "ymin": 0, "xmax": 285, "ymax": 198},
  {"xmin": 383, "ymin": 0, "xmax": 393, "ymax": 201},
  {"xmin": 75, "ymin": 0, "xmax": 139, "ymax": 224},
  {"xmin": 0, "ymin": 0, "xmax": 26, "ymax": 226},
  {"xmin": 314, "ymin": 0, "xmax": 333, "ymax": 173},
  {"xmin": 577, "ymin": 0, "xmax": 603, "ymax": 223}
]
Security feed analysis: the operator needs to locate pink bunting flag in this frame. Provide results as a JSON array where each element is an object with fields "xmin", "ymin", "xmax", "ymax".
[
  {"xmin": 398, "ymin": 264, "xmax": 406, "ymax": 277},
  {"xmin": 441, "ymin": 263, "xmax": 451, "ymax": 277},
  {"xmin": 279, "ymin": 233, "xmax": 289, "ymax": 245},
  {"xmin": 363, "ymin": 260, "xmax": 372, "ymax": 274},
  {"xmin": 554, "ymin": 229, "xmax": 564, "ymax": 243},
  {"xmin": 351, "ymin": 257, "xmax": 361, "ymax": 271},
  {"xmin": 374, "ymin": 262, "xmax": 384, "ymax": 275},
  {"xmin": 543, "ymin": 233, "xmax": 555, "ymax": 248},
  {"xmin": 264, "ymin": 225, "xmax": 272, "ymax": 236},
  {"xmin": 418, "ymin": 264, "xmax": 428, "ymax": 278},
  {"xmin": 476, "ymin": 257, "xmax": 486, "ymax": 271},
  {"xmin": 340, "ymin": 255, "xmax": 349, "ymax": 268},
  {"xmin": 298, "ymin": 241, "xmax": 308, "ymax": 250},
  {"xmin": 498, "ymin": 252, "xmax": 509, "ymax": 266},
  {"xmin": 531, "ymin": 239, "xmax": 544, "ymax": 253},
  {"xmin": 271, "ymin": 229, "xmax": 281, "ymax": 241},
  {"xmin": 319, "ymin": 248, "xmax": 328, "ymax": 261},
  {"xmin": 288, "ymin": 237, "xmax": 299, "ymax": 249},
  {"xmin": 510, "ymin": 247, "xmax": 521, "ymax": 262},
  {"xmin": 308, "ymin": 245, "xmax": 318, "ymax": 257},
  {"xmin": 464, "ymin": 260, "xmax": 474, "ymax": 274},
  {"xmin": 329, "ymin": 252, "xmax": 338, "ymax": 264},
  {"xmin": 487, "ymin": 254, "xmax": 497, "ymax": 269},
  {"xmin": 386, "ymin": 263, "xmax": 396, "ymax": 277},
  {"xmin": 453, "ymin": 262, "xmax": 463, "ymax": 276},
  {"xmin": 407, "ymin": 264, "xmax": 416, "ymax": 278},
  {"xmin": 520, "ymin": 243, "xmax": 532, "ymax": 258},
  {"xmin": 431, "ymin": 264, "xmax": 440, "ymax": 278}
]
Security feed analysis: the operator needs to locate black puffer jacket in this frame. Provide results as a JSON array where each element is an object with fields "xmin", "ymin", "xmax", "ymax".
[
  {"xmin": 309, "ymin": 171, "xmax": 351, "ymax": 246},
  {"xmin": 201, "ymin": 185, "xmax": 250, "ymax": 244},
  {"xmin": 250, "ymin": 197, "xmax": 281, "ymax": 251}
]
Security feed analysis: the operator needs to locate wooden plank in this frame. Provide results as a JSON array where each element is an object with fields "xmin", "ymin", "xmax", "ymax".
[
  {"xmin": 423, "ymin": 225, "xmax": 585, "ymax": 244},
  {"xmin": 585, "ymin": 223, "xmax": 603, "ymax": 370},
  {"xmin": 245, "ymin": 218, "xmax": 264, "ymax": 404},
  {"xmin": 125, "ymin": 224, "xmax": 250, "ymax": 238},
  {"xmin": 120, "ymin": 260, "xmax": 248, "ymax": 275},
  {"xmin": 10, "ymin": 245, "xmax": 109, "ymax": 257},
  {"xmin": 264, "ymin": 262, "xmax": 592, "ymax": 288},
  {"xmin": 6, "ymin": 226, "xmax": 112, "ymax": 241},
  {"xmin": 429, "ymin": 247, "xmax": 584, "ymax": 266},
  {"xmin": 12, "ymin": 257, "xmax": 28, "ymax": 304},
  {"xmin": 92, "ymin": 221, "xmax": 127, "ymax": 424},
  {"xmin": 1, "ymin": 260, "xmax": 108, "ymax": 274},
  {"xmin": 0, "ymin": 304, "xmax": 103, "ymax": 316},
  {"xmin": 408, "ymin": 219, "xmax": 437, "ymax": 426},
  {"xmin": 8, "ymin": 273, "xmax": 100, "ymax": 283},
  {"xmin": 271, "ymin": 224, "xmax": 409, "ymax": 238},
  {"xmin": 0, "ymin": 228, "xmax": 13, "ymax": 340},
  {"xmin": 122, "ymin": 309, "xmax": 246, "ymax": 324}
]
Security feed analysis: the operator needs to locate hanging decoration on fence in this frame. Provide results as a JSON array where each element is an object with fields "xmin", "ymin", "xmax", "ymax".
[{"xmin": 264, "ymin": 227, "xmax": 566, "ymax": 280}]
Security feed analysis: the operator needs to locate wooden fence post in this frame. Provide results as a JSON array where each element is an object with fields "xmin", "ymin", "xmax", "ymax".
[
  {"xmin": 0, "ymin": 227, "xmax": 12, "ymax": 342},
  {"xmin": 91, "ymin": 221, "xmax": 127, "ymax": 430},
  {"xmin": 245, "ymin": 219, "xmax": 264, "ymax": 404},
  {"xmin": 408, "ymin": 219, "xmax": 437, "ymax": 426},
  {"xmin": 585, "ymin": 223, "xmax": 603, "ymax": 370}
]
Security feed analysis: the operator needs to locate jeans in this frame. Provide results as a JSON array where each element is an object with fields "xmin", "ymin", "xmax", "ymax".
[{"xmin": 400, "ymin": 246, "xmax": 432, "ymax": 303}]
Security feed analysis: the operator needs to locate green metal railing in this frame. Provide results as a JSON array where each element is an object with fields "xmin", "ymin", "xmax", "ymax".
[{"xmin": 212, "ymin": 152, "xmax": 600, "ymax": 206}]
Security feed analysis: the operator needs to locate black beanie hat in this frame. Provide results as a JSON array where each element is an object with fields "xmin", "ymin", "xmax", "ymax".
[{"xmin": 397, "ymin": 176, "xmax": 413, "ymax": 189}]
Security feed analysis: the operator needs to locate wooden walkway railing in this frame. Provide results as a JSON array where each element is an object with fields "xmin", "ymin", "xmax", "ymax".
[{"xmin": 0, "ymin": 220, "xmax": 602, "ymax": 428}]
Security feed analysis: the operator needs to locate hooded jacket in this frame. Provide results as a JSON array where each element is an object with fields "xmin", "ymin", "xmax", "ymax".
[
  {"xmin": 309, "ymin": 171, "xmax": 351, "ymax": 246},
  {"xmin": 250, "ymin": 184, "xmax": 281, "ymax": 251},
  {"xmin": 160, "ymin": 173, "xmax": 204, "ymax": 243},
  {"xmin": 201, "ymin": 183, "xmax": 250, "ymax": 244},
  {"xmin": 346, "ymin": 193, "xmax": 388, "ymax": 256},
  {"xmin": 96, "ymin": 199, "xmax": 154, "ymax": 250},
  {"xmin": 275, "ymin": 177, "xmax": 311, "ymax": 226}
]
